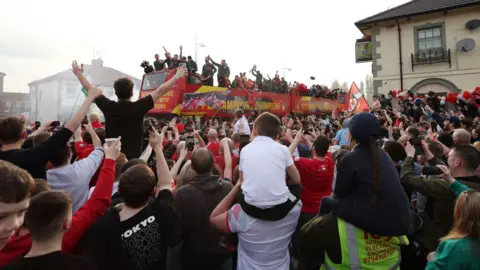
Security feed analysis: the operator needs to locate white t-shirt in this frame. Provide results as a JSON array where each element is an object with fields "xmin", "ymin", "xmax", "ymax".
[
  {"xmin": 240, "ymin": 136, "xmax": 293, "ymax": 207},
  {"xmin": 227, "ymin": 201, "xmax": 302, "ymax": 270},
  {"xmin": 234, "ymin": 116, "xmax": 251, "ymax": 134}
]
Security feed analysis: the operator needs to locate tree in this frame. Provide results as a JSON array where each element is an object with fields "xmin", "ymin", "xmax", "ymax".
[
  {"xmin": 331, "ymin": 79, "xmax": 340, "ymax": 90},
  {"xmin": 341, "ymin": 81, "xmax": 348, "ymax": 91}
]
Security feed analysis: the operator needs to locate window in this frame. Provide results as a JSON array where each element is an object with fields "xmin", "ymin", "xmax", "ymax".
[
  {"xmin": 15, "ymin": 101, "xmax": 22, "ymax": 108},
  {"xmin": 66, "ymin": 83, "xmax": 78, "ymax": 99},
  {"xmin": 417, "ymin": 27, "xmax": 442, "ymax": 52},
  {"xmin": 414, "ymin": 23, "xmax": 446, "ymax": 60}
]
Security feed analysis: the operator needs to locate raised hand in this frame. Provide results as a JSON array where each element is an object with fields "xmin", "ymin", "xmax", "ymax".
[
  {"xmin": 104, "ymin": 137, "xmax": 122, "ymax": 160},
  {"xmin": 71, "ymin": 61, "xmax": 84, "ymax": 76},
  {"xmin": 405, "ymin": 142, "xmax": 415, "ymax": 157},
  {"xmin": 149, "ymin": 126, "xmax": 163, "ymax": 149},
  {"xmin": 174, "ymin": 66, "xmax": 187, "ymax": 79},
  {"xmin": 436, "ymin": 165, "xmax": 455, "ymax": 184}
]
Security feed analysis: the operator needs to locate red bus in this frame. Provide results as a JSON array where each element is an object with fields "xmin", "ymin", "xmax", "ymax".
[{"xmin": 139, "ymin": 70, "xmax": 339, "ymax": 117}]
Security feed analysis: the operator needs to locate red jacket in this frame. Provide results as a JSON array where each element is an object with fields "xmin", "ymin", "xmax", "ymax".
[{"xmin": 0, "ymin": 159, "xmax": 116, "ymax": 267}]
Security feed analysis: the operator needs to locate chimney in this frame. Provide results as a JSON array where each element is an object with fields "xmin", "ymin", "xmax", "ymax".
[
  {"xmin": 91, "ymin": 58, "xmax": 104, "ymax": 68},
  {"xmin": 0, "ymin": 72, "xmax": 5, "ymax": 93}
]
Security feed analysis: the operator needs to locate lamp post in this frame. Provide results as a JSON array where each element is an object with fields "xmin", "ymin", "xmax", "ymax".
[
  {"xmin": 194, "ymin": 34, "xmax": 207, "ymax": 63},
  {"xmin": 282, "ymin": 67, "xmax": 292, "ymax": 79}
]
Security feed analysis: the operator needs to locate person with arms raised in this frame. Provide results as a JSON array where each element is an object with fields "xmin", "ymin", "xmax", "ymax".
[
  {"xmin": 2, "ymin": 190, "xmax": 96, "ymax": 270},
  {"xmin": 0, "ymin": 87, "xmax": 102, "ymax": 179},
  {"xmin": 71, "ymin": 60, "xmax": 186, "ymax": 160},
  {"xmin": 80, "ymin": 126, "xmax": 182, "ymax": 270},
  {"xmin": 47, "ymin": 122, "xmax": 105, "ymax": 213}
]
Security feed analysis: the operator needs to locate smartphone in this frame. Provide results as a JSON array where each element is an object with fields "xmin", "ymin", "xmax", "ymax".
[
  {"xmin": 186, "ymin": 136, "xmax": 195, "ymax": 151},
  {"xmin": 179, "ymin": 63, "xmax": 187, "ymax": 69},
  {"xmin": 51, "ymin": 121, "xmax": 60, "ymax": 127},
  {"xmin": 35, "ymin": 121, "xmax": 41, "ymax": 129}
]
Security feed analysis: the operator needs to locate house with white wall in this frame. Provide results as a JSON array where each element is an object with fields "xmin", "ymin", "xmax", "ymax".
[
  {"xmin": 355, "ymin": 0, "xmax": 480, "ymax": 96},
  {"xmin": 28, "ymin": 58, "xmax": 141, "ymax": 122}
]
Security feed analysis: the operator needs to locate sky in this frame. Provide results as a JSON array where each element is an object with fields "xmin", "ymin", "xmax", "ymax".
[{"xmin": 0, "ymin": 0, "xmax": 409, "ymax": 93}]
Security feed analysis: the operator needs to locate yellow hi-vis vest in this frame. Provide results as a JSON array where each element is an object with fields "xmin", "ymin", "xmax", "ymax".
[{"xmin": 321, "ymin": 218, "xmax": 409, "ymax": 270}]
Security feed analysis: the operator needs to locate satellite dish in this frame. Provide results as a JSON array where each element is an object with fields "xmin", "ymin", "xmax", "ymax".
[
  {"xmin": 466, "ymin": 19, "xmax": 480, "ymax": 30},
  {"xmin": 456, "ymin": 38, "xmax": 476, "ymax": 52}
]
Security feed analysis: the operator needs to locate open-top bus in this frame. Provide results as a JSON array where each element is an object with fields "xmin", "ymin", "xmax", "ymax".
[{"xmin": 139, "ymin": 70, "xmax": 340, "ymax": 118}]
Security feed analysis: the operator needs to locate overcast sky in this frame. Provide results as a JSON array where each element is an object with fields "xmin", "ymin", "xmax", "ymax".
[{"xmin": 0, "ymin": 0, "xmax": 409, "ymax": 93}]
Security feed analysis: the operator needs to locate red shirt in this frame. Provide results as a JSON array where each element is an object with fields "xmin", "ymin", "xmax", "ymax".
[
  {"xmin": 294, "ymin": 156, "xmax": 334, "ymax": 214},
  {"xmin": 207, "ymin": 141, "xmax": 221, "ymax": 157},
  {"xmin": 74, "ymin": 141, "xmax": 94, "ymax": 160},
  {"xmin": 214, "ymin": 154, "xmax": 239, "ymax": 174},
  {"xmin": 176, "ymin": 123, "xmax": 185, "ymax": 133}
]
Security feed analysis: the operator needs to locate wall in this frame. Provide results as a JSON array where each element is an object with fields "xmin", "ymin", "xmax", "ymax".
[
  {"xmin": 31, "ymin": 80, "xmax": 59, "ymax": 122},
  {"xmin": 373, "ymin": 6, "xmax": 480, "ymax": 94}
]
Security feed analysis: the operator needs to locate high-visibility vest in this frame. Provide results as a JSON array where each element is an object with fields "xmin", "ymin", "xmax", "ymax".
[{"xmin": 322, "ymin": 218, "xmax": 409, "ymax": 270}]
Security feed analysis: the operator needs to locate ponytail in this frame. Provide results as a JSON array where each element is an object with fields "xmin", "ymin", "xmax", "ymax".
[{"xmin": 368, "ymin": 136, "xmax": 381, "ymax": 207}]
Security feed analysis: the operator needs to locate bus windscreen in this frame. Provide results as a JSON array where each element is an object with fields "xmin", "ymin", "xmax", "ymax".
[{"xmin": 141, "ymin": 72, "xmax": 167, "ymax": 91}]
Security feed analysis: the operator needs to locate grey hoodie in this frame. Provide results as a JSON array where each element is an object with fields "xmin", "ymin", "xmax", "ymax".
[
  {"xmin": 174, "ymin": 174, "xmax": 233, "ymax": 269},
  {"xmin": 47, "ymin": 147, "xmax": 104, "ymax": 213}
]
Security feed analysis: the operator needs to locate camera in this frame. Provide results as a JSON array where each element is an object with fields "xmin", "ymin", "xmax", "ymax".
[
  {"xmin": 51, "ymin": 121, "xmax": 60, "ymax": 127},
  {"xmin": 35, "ymin": 121, "xmax": 41, "ymax": 129},
  {"xmin": 422, "ymin": 166, "xmax": 442, "ymax": 175},
  {"xmin": 140, "ymin": 61, "xmax": 154, "ymax": 74}
]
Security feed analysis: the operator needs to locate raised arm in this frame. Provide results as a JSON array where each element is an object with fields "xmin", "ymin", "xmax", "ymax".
[
  {"xmin": 149, "ymin": 126, "xmax": 173, "ymax": 194},
  {"xmin": 209, "ymin": 56, "xmax": 220, "ymax": 67},
  {"xmin": 72, "ymin": 61, "xmax": 95, "ymax": 93},
  {"xmin": 170, "ymin": 147, "xmax": 187, "ymax": 180},
  {"xmin": 222, "ymin": 138, "xmax": 233, "ymax": 180},
  {"xmin": 149, "ymin": 67, "xmax": 187, "ymax": 102},
  {"xmin": 65, "ymin": 88, "xmax": 102, "ymax": 132},
  {"xmin": 289, "ymin": 129, "xmax": 303, "ymax": 156},
  {"xmin": 84, "ymin": 122, "xmax": 102, "ymax": 148}
]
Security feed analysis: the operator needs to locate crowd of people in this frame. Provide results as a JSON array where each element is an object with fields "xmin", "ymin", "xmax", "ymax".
[
  {"xmin": 148, "ymin": 47, "xmax": 342, "ymax": 99},
  {"xmin": 1, "ymin": 59, "xmax": 480, "ymax": 270}
]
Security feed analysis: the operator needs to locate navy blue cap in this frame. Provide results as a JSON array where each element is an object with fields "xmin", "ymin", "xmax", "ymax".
[{"xmin": 348, "ymin": 112, "xmax": 380, "ymax": 143}]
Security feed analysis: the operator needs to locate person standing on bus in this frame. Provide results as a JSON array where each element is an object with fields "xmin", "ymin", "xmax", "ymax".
[
  {"xmin": 71, "ymin": 60, "xmax": 187, "ymax": 160},
  {"xmin": 209, "ymin": 55, "xmax": 230, "ymax": 87},
  {"xmin": 201, "ymin": 57, "xmax": 216, "ymax": 86},
  {"xmin": 154, "ymin": 54, "xmax": 166, "ymax": 72}
]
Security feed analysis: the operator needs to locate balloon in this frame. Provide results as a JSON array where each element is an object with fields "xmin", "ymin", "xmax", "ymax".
[
  {"xmin": 440, "ymin": 100, "xmax": 445, "ymax": 105},
  {"xmin": 441, "ymin": 96, "xmax": 446, "ymax": 101},
  {"xmin": 463, "ymin": 91, "xmax": 472, "ymax": 100}
]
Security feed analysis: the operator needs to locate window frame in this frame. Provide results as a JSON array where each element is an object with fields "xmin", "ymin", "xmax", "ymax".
[{"xmin": 414, "ymin": 22, "xmax": 446, "ymax": 56}]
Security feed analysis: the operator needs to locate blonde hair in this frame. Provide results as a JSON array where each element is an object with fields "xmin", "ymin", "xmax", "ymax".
[
  {"xmin": 175, "ymin": 160, "xmax": 197, "ymax": 189},
  {"xmin": 441, "ymin": 190, "xmax": 480, "ymax": 242}
]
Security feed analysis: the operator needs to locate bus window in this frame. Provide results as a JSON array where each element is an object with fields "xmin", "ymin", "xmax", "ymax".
[{"xmin": 142, "ymin": 72, "xmax": 167, "ymax": 91}]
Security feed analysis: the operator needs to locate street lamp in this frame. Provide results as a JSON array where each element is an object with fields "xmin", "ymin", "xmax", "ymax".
[
  {"xmin": 194, "ymin": 35, "xmax": 207, "ymax": 63},
  {"xmin": 282, "ymin": 67, "xmax": 292, "ymax": 79}
]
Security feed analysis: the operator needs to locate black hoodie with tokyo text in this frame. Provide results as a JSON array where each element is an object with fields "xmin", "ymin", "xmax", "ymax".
[{"xmin": 174, "ymin": 174, "xmax": 233, "ymax": 270}]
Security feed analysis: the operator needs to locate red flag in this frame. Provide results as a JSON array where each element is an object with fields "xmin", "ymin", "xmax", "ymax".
[{"xmin": 343, "ymin": 83, "xmax": 370, "ymax": 113}]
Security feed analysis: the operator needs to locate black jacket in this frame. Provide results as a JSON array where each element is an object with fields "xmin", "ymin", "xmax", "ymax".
[
  {"xmin": 333, "ymin": 144, "xmax": 411, "ymax": 236},
  {"xmin": 174, "ymin": 174, "xmax": 233, "ymax": 270}
]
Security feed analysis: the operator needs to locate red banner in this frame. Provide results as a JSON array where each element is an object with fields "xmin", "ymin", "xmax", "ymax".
[
  {"xmin": 292, "ymin": 96, "xmax": 339, "ymax": 115},
  {"xmin": 181, "ymin": 89, "xmax": 291, "ymax": 116}
]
